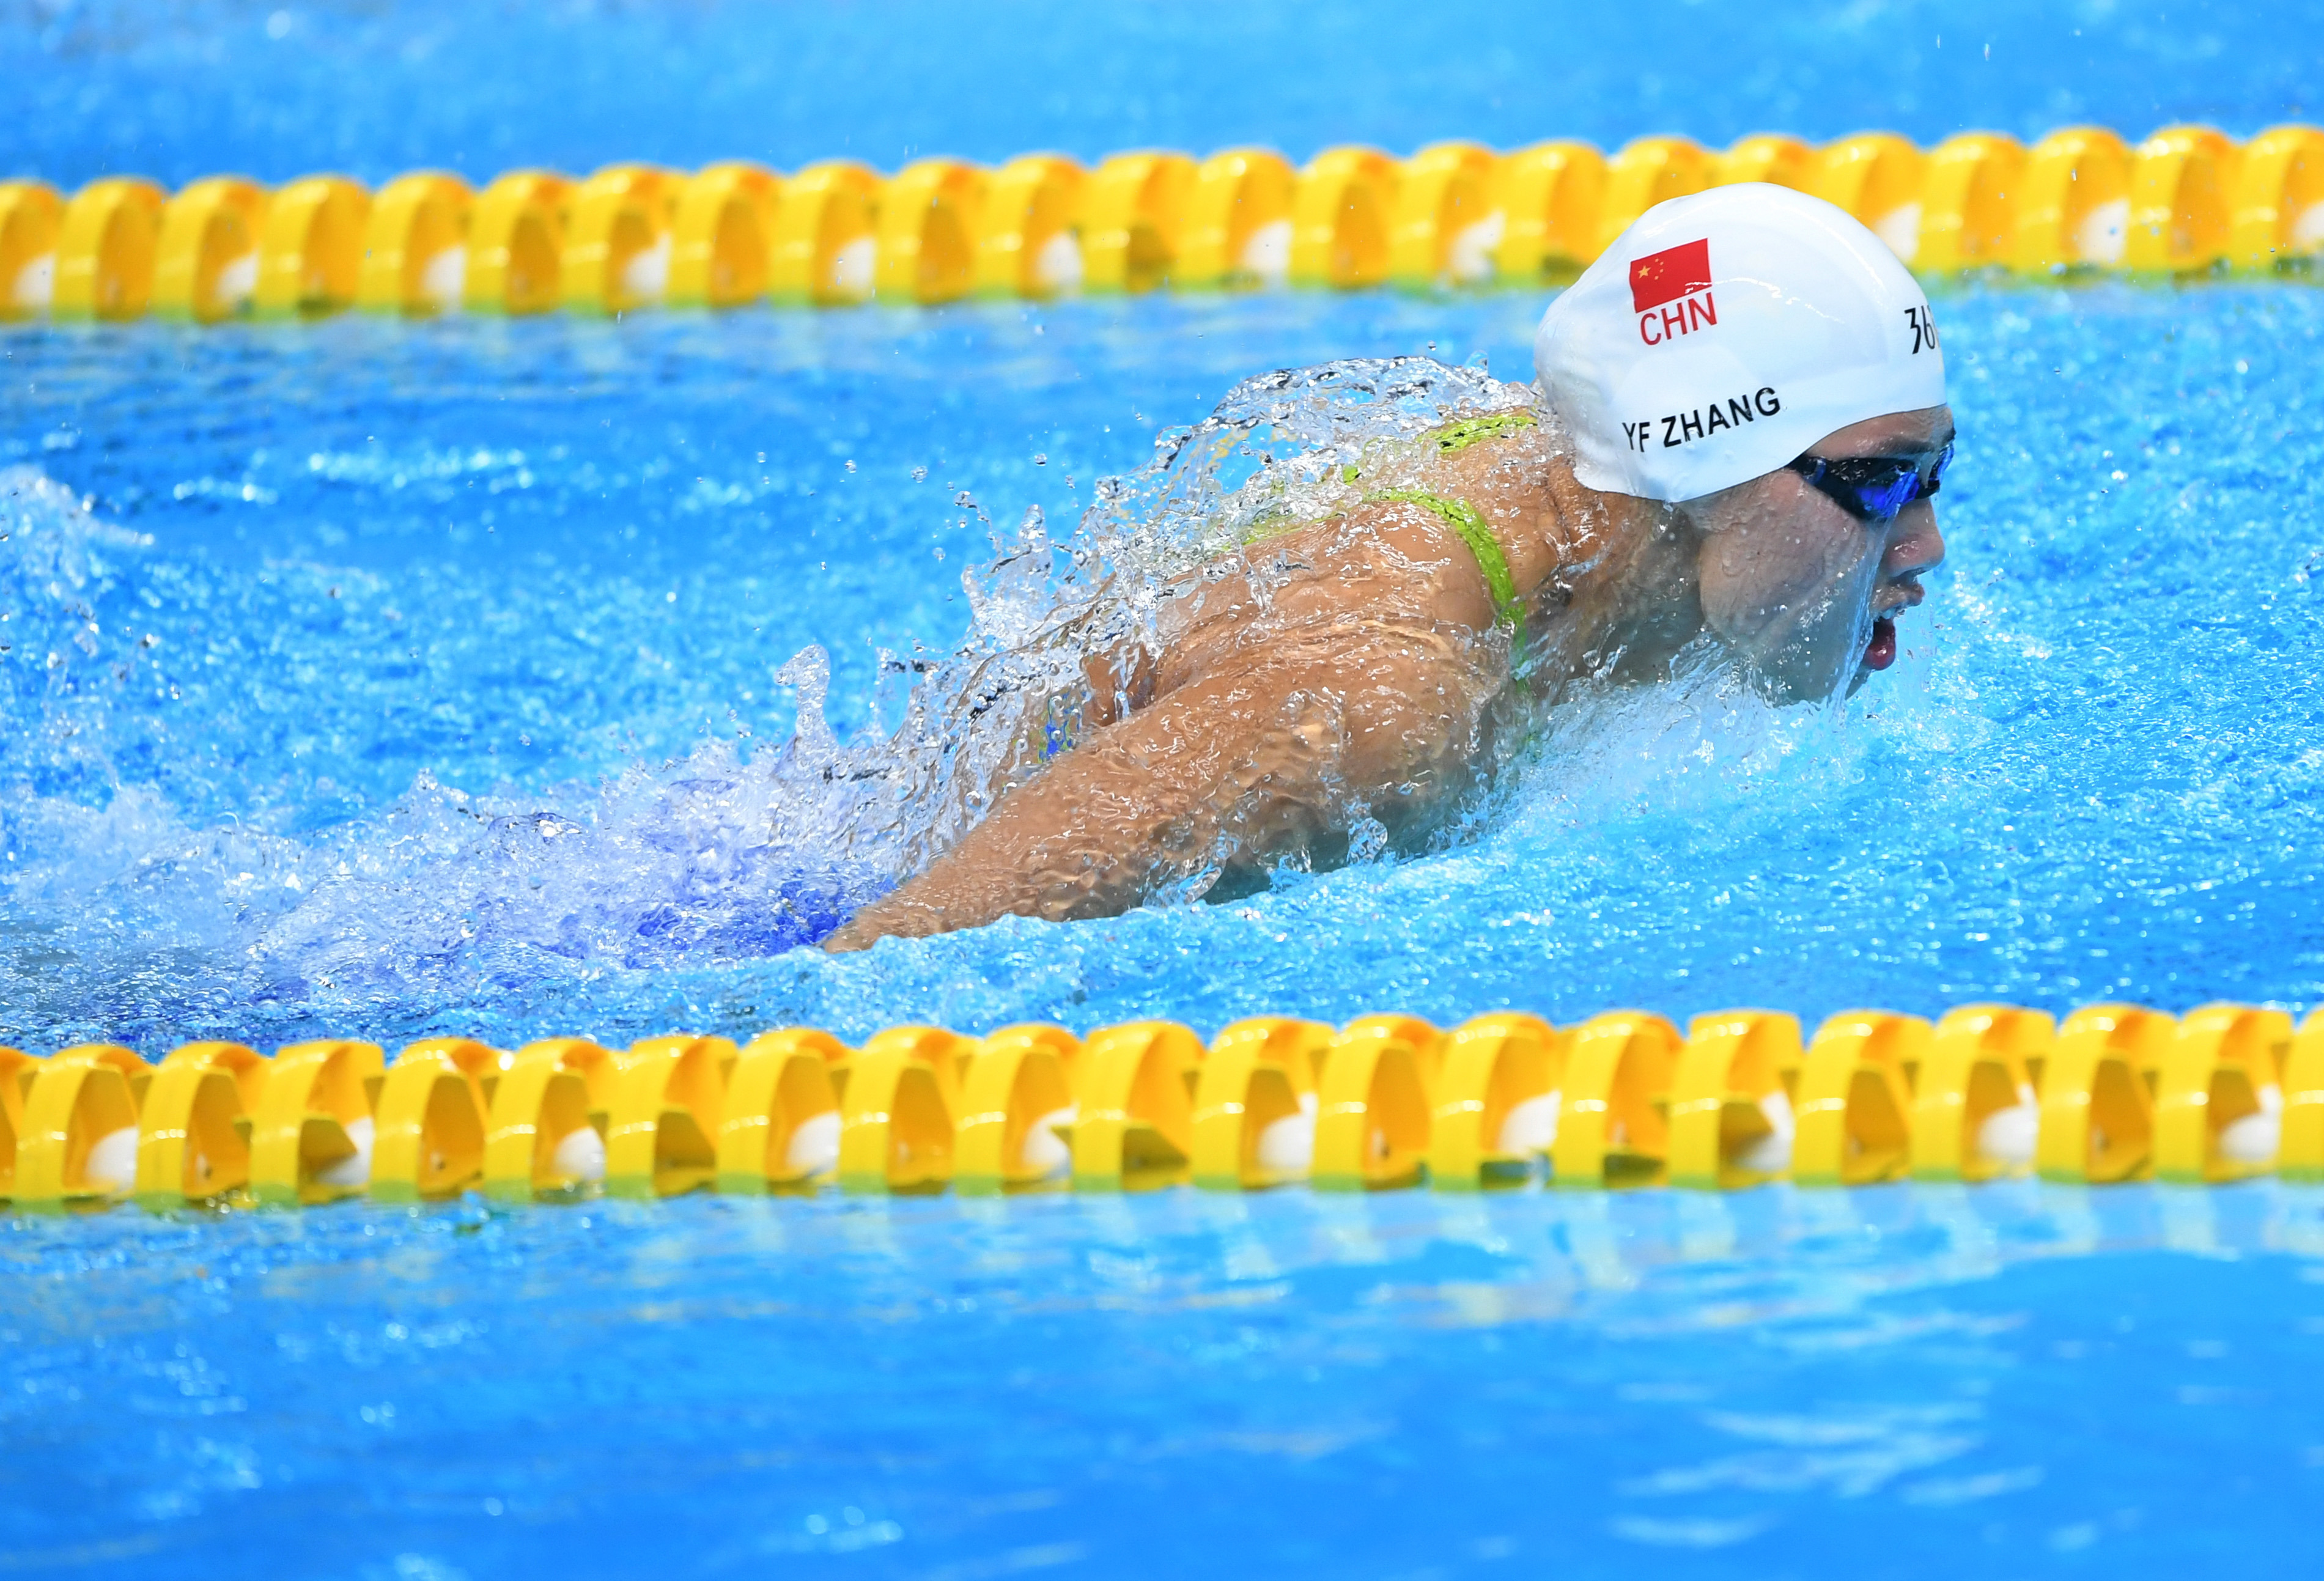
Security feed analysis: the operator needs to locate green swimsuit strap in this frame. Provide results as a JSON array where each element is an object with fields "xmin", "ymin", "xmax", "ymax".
[
  {"xmin": 1364, "ymin": 488, "xmax": 1525, "ymax": 642},
  {"xmin": 1428, "ymin": 409, "xmax": 1537, "ymax": 454},
  {"xmin": 1249, "ymin": 414, "xmax": 1536, "ymax": 642},
  {"xmin": 1341, "ymin": 410, "xmax": 1538, "ymax": 484}
]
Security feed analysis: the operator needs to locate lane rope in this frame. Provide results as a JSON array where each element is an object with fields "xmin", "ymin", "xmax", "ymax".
[
  {"xmin": 4, "ymin": 1000, "xmax": 2318, "ymax": 1208},
  {"xmin": 2, "ymin": 124, "xmax": 2318, "ymax": 326}
]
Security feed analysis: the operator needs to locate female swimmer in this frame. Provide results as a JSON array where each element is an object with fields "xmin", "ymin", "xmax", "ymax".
[{"xmin": 826, "ymin": 184, "xmax": 1950, "ymax": 951}]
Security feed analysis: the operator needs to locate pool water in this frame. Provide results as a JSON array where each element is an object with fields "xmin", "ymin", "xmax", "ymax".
[
  {"xmin": 9, "ymin": 0, "xmax": 2322, "ymax": 190},
  {"xmin": 9, "ymin": 1, "xmax": 2324, "ymax": 1575},
  {"xmin": 8, "ymin": 282, "xmax": 2323, "ymax": 1048},
  {"xmin": 7, "ymin": 1184, "xmax": 2324, "ymax": 1579}
]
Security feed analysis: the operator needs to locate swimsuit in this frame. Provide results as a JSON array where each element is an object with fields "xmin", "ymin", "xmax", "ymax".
[
  {"xmin": 1335, "ymin": 408, "xmax": 1536, "ymax": 643},
  {"xmin": 1425, "ymin": 409, "xmax": 1538, "ymax": 455},
  {"xmin": 1360, "ymin": 488, "xmax": 1524, "ymax": 639}
]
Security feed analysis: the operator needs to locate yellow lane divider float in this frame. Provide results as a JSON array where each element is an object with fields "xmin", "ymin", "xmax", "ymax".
[
  {"xmin": 1, "ymin": 122, "xmax": 2318, "ymax": 327},
  {"xmin": 5, "ymin": 999, "xmax": 2324, "ymax": 1211}
]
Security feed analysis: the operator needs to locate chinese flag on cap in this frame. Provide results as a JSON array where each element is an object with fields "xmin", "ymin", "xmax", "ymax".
[{"xmin": 1629, "ymin": 238, "xmax": 1711, "ymax": 313}]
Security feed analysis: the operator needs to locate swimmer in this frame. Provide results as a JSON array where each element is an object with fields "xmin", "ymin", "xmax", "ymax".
[{"xmin": 826, "ymin": 185, "xmax": 1951, "ymax": 951}]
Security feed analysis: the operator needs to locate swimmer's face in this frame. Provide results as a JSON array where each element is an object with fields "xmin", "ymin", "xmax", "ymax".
[{"xmin": 1684, "ymin": 405, "xmax": 1952, "ymax": 702}]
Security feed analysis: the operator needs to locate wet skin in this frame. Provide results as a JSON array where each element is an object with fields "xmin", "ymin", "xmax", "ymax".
[
  {"xmin": 824, "ymin": 403, "xmax": 1952, "ymax": 951},
  {"xmin": 1686, "ymin": 405, "xmax": 1952, "ymax": 700}
]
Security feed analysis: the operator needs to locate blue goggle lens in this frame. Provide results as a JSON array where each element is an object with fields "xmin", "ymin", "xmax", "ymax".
[{"xmin": 1790, "ymin": 441, "xmax": 1952, "ymax": 525}]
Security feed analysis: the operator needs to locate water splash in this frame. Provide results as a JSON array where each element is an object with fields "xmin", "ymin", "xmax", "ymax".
[
  {"xmin": 765, "ymin": 356, "xmax": 1550, "ymax": 885},
  {"xmin": 1, "ymin": 466, "xmax": 166, "ymax": 803},
  {"xmin": 1, "ymin": 358, "xmax": 1838, "ymax": 1042},
  {"xmin": 0, "ymin": 468, "xmax": 854, "ymax": 1033}
]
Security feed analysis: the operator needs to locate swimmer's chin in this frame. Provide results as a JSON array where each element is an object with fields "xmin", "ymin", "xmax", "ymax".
[
  {"xmin": 1746, "ymin": 613, "xmax": 1901, "ymax": 702},
  {"xmin": 1725, "ymin": 645, "xmax": 1860, "ymax": 708}
]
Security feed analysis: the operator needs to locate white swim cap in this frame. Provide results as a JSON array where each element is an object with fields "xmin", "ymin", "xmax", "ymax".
[{"xmin": 1534, "ymin": 183, "xmax": 1947, "ymax": 503}]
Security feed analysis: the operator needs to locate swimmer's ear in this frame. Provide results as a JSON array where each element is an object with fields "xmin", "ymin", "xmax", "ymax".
[
  {"xmin": 1661, "ymin": 495, "xmax": 1713, "ymax": 542},
  {"xmin": 1672, "ymin": 472, "xmax": 1779, "ymax": 538}
]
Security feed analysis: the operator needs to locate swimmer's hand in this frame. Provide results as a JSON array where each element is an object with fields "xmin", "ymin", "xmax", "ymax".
[{"xmin": 821, "ymin": 622, "xmax": 1494, "ymax": 951}]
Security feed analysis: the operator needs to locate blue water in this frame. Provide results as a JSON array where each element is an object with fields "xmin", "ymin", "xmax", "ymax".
[
  {"xmin": 8, "ymin": 2, "xmax": 2324, "ymax": 1575},
  {"xmin": 5, "ymin": 0, "xmax": 2321, "ymax": 188},
  {"xmin": 8, "ymin": 283, "xmax": 2323, "ymax": 1048},
  {"xmin": 7, "ymin": 1186, "xmax": 2324, "ymax": 1577}
]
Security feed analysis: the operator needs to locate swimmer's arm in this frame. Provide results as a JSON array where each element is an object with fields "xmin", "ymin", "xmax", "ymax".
[{"xmin": 822, "ymin": 628, "xmax": 1493, "ymax": 951}]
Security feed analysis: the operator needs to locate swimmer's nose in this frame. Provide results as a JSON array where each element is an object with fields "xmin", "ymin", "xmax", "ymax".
[{"xmin": 1886, "ymin": 501, "xmax": 1944, "ymax": 583}]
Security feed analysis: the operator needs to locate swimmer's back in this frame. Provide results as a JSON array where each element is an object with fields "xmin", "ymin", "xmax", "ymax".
[{"xmin": 1145, "ymin": 415, "xmax": 1559, "ymax": 692}]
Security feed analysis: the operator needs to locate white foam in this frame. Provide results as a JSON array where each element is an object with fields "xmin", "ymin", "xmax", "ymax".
[
  {"xmin": 1732, "ymin": 1086, "xmax": 1795, "ymax": 1175},
  {"xmin": 1033, "ymin": 230, "xmax": 1083, "ymax": 293},
  {"xmin": 551, "ymin": 1122, "xmax": 607, "ymax": 1182},
  {"xmin": 1239, "ymin": 219, "xmax": 1291, "ymax": 284},
  {"xmin": 2076, "ymin": 197, "xmax": 2129, "ymax": 265},
  {"xmin": 1496, "ymin": 1089, "xmax": 1560, "ymax": 1154},
  {"xmin": 1873, "ymin": 202, "xmax": 1923, "ymax": 264},
  {"xmin": 1975, "ymin": 1084, "xmax": 2042, "ymax": 1168},
  {"xmin": 2218, "ymin": 1083, "xmax": 2282, "ymax": 1165},
  {"xmin": 784, "ymin": 1108, "xmax": 841, "ymax": 1177},
  {"xmin": 1021, "ymin": 1103, "xmax": 1076, "ymax": 1177},
  {"xmin": 1446, "ymin": 212, "xmax": 1504, "ymax": 284},
  {"xmin": 12, "ymin": 251, "xmax": 54, "ymax": 311},
  {"xmin": 420, "ymin": 245, "xmax": 467, "ymax": 310},
  {"xmin": 619, "ymin": 234, "xmax": 670, "ymax": 303},
  {"xmin": 83, "ymin": 1124, "xmax": 140, "ymax": 1193},
  {"xmin": 215, "ymin": 251, "xmax": 259, "ymax": 308},
  {"xmin": 829, "ymin": 234, "xmax": 876, "ymax": 300},
  {"xmin": 313, "ymin": 1115, "xmax": 375, "ymax": 1187},
  {"xmin": 2290, "ymin": 204, "xmax": 2324, "ymax": 253},
  {"xmin": 1256, "ymin": 1091, "xmax": 1318, "ymax": 1176}
]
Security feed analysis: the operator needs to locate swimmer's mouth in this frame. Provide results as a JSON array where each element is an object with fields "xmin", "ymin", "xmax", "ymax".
[
  {"xmin": 1862, "ymin": 616, "xmax": 1898, "ymax": 671},
  {"xmin": 1862, "ymin": 581, "xmax": 1922, "ymax": 673}
]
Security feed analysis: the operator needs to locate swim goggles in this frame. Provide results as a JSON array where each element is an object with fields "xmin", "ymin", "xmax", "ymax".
[{"xmin": 1786, "ymin": 440, "xmax": 1952, "ymax": 525}]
